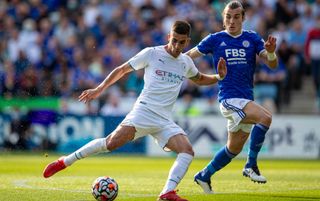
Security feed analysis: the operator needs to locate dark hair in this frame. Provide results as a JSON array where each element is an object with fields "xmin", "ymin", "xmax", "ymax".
[
  {"xmin": 223, "ymin": 1, "xmax": 245, "ymax": 17},
  {"xmin": 171, "ymin": 20, "xmax": 191, "ymax": 37}
]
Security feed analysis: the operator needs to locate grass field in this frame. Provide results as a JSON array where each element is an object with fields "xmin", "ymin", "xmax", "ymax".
[{"xmin": 0, "ymin": 152, "xmax": 319, "ymax": 201}]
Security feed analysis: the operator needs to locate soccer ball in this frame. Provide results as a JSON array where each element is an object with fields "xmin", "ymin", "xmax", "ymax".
[{"xmin": 91, "ymin": 176, "xmax": 118, "ymax": 201}]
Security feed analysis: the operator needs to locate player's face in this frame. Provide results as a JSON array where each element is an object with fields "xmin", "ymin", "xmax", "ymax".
[
  {"xmin": 223, "ymin": 7, "xmax": 244, "ymax": 36},
  {"xmin": 166, "ymin": 31, "xmax": 190, "ymax": 57}
]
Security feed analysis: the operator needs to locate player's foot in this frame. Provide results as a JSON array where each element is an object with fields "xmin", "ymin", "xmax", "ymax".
[
  {"xmin": 194, "ymin": 171, "xmax": 214, "ymax": 194},
  {"xmin": 242, "ymin": 165, "xmax": 267, "ymax": 183},
  {"xmin": 157, "ymin": 190, "xmax": 188, "ymax": 201},
  {"xmin": 43, "ymin": 157, "xmax": 66, "ymax": 178}
]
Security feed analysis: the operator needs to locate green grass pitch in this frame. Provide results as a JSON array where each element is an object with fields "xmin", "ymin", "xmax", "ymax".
[{"xmin": 0, "ymin": 152, "xmax": 319, "ymax": 201}]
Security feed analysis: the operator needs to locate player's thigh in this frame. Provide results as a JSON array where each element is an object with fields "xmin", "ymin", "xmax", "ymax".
[
  {"xmin": 220, "ymin": 98, "xmax": 251, "ymax": 132},
  {"xmin": 106, "ymin": 125, "xmax": 136, "ymax": 151},
  {"xmin": 165, "ymin": 134, "xmax": 194, "ymax": 156},
  {"xmin": 241, "ymin": 101, "xmax": 272, "ymax": 125}
]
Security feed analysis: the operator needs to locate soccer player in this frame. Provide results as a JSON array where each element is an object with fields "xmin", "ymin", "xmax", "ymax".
[
  {"xmin": 43, "ymin": 20, "xmax": 227, "ymax": 201},
  {"xmin": 186, "ymin": 0, "xmax": 278, "ymax": 194}
]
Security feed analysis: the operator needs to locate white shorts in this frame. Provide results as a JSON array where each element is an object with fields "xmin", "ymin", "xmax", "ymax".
[
  {"xmin": 219, "ymin": 98, "xmax": 253, "ymax": 133},
  {"xmin": 121, "ymin": 104, "xmax": 186, "ymax": 151}
]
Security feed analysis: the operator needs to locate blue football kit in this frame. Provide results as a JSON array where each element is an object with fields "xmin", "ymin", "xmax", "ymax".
[
  {"xmin": 197, "ymin": 30, "xmax": 266, "ymax": 102},
  {"xmin": 193, "ymin": 30, "xmax": 270, "ymax": 185}
]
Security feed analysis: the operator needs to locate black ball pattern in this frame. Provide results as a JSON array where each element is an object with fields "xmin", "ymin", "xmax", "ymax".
[{"xmin": 92, "ymin": 176, "xmax": 118, "ymax": 201}]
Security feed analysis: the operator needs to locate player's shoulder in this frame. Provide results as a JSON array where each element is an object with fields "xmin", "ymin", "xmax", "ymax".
[
  {"xmin": 182, "ymin": 53, "xmax": 194, "ymax": 63},
  {"xmin": 181, "ymin": 52, "xmax": 197, "ymax": 70},
  {"xmin": 242, "ymin": 30, "xmax": 261, "ymax": 38},
  {"xmin": 142, "ymin": 45, "xmax": 164, "ymax": 51},
  {"xmin": 139, "ymin": 46, "xmax": 162, "ymax": 56},
  {"xmin": 242, "ymin": 30, "xmax": 265, "ymax": 45},
  {"xmin": 211, "ymin": 30, "xmax": 228, "ymax": 37},
  {"xmin": 201, "ymin": 31, "xmax": 226, "ymax": 44},
  {"xmin": 143, "ymin": 46, "xmax": 158, "ymax": 52},
  {"xmin": 243, "ymin": 30, "xmax": 258, "ymax": 35},
  {"xmin": 203, "ymin": 31, "xmax": 225, "ymax": 39}
]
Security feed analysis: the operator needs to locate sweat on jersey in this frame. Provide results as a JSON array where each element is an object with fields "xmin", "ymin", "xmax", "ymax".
[
  {"xmin": 128, "ymin": 45, "xmax": 199, "ymax": 120},
  {"xmin": 197, "ymin": 30, "xmax": 266, "ymax": 102}
]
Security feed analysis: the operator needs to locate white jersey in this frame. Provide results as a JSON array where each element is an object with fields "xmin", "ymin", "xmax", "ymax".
[{"xmin": 128, "ymin": 45, "xmax": 199, "ymax": 120}]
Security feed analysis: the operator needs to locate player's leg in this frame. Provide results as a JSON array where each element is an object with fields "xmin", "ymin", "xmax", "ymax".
[
  {"xmin": 64, "ymin": 125, "xmax": 136, "ymax": 165},
  {"xmin": 194, "ymin": 130, "xmax": 248, "ymax": 193},
  {"xmin": 43, "ymin": 125, "xmax": 136, "ymax": 178},
  {"xmin": 158, "ymin": 134, "xmax": 193, "ymax": 201},
  {"xmin": 194, "ymin": 98, "xmax": 250, "ymax": 193},
  {"xmin": 241, "ymin": 101, "xmax": 272, "ymax": 183}
]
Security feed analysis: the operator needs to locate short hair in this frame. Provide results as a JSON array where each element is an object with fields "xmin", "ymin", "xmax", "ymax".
[
  {"xmin": 222, "ymin": 1, "xmax": 245, "ymax": 17},
  {"xmin": 171, "ymin": 20, "xmax": 191, "ymax": 37}
]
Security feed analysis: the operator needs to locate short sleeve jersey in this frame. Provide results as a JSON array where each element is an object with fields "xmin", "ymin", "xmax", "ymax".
[
  {"xmin": 197, "ymin": 30, "xmax": 265, "ymax": 102},
  {"xmin": 128, "ymin": 45, "xmax": 199, "ymax": 120}
]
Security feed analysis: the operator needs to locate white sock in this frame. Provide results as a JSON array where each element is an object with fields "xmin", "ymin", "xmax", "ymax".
[
  {"xmin": 64, "ymin": 138, "xmax": 109, "ymax": 166},
  {"xmin": 160, "ymin": 153, "xmax": 193, "ymax": 195}
]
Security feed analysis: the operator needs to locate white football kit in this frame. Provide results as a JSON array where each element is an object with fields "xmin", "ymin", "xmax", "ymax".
[{"xmin": 121, "ymin": 46, "xmax": 199, "ymax": 150}]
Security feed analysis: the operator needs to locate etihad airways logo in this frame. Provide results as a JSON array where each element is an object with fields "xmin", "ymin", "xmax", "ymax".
[{"xmin": 155, "ymin": 69, "xmax": 185, "ymax": 83}]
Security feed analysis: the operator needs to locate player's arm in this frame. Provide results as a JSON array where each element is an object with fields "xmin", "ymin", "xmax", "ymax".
[
  {"xmin": 190, "ymin": 57, "xmax": 227, "ymax": 85},
  {"xmin": 260, "ymin": 35, "xmax": 278, "ymax": 69},
  {"xmin": 186, "ymin": 47, "xmax": 203, "ymax": 59},
  {"xmin": 79, "ymin": 63, "xmax": 134, "ymax": 103}
]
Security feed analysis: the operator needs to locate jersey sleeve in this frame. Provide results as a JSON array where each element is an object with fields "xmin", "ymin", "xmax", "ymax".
[
  {"xmin": 253, "ymin": 33, "xmax": 266, "ymax": 56},
  {"xmin": 128, "ymin": 47, "xmax": 153, "ymax": 70},
  {"xmin": 196, "ymin": 34, "xmax": 215, "ymax": 55},
  {"xmin": 185, "ymin": 56, "xmax": 199, "ymax": 78}
]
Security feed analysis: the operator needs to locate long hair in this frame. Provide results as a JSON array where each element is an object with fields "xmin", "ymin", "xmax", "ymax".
[{"xmin": 222, "ymin": 1, "xmax": 245, "ymax": 18}]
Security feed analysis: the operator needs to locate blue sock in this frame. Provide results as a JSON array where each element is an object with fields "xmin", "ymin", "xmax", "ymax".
[
  {"xmin": 200, "ymin": 146, "xmax": 236, "ymax": 181},
  {"xmin": 246, "ymin": 124, "xmax": 269, "ymax": 168}
]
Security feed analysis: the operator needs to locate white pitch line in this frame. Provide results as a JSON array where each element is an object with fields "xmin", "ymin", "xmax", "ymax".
[
  {"xmin": 13, "ymin": 179, "xmax": 320, "ymax": 199},
  {"xmin": 13, "ymin": 180, "xmax": 88, "ymax": 193},
  {"xmin": 12, "ymin": 180, "xmax": 155, "ymax": 198}
]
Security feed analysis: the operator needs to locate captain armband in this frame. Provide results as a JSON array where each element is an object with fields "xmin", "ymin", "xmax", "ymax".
[{"xmin": 267, "ymin": 52, "xmax": 277, "ymax": 61}]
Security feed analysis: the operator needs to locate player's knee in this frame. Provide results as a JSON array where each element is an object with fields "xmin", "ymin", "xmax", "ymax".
[
  {"xmin": 227, "ymin": 144, "xmax": 243, "ymax": 155},
  {"xmin": 267, "ymin": 113, "xmax": 272, "ymax": 126},
  {"xmin": 227, "ymin": 136, "xmax": 247, "ymax": 154},
  {"xmin": 105, "ymin": 138, "xmax": 120, "ymax": 151},
  {"xmin": 186, "ymin": 147, "xmax": 194, "ymax": 156},
  {"xmin": 105, "ymin": 129, "xmax": 135, "ymax": 151},
  {"xmin": 262, "ymin": 112, "xmax": 272, "ymax": 126},
  {"xmin": 180, "ymin": 146, "xmax": 194, "ymax": 156},
  {"xmin": 105, "ymin": 140, "xmax": 115, "ymax": 151}
]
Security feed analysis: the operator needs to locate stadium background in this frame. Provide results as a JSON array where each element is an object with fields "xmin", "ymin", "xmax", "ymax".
[
  {"xmin": 0, "ymin": 0, "xmax": 319, "ymax": 158},
  {"xmin": 0, "ymin": 1, "xmax": 320, "ymax": 201}
]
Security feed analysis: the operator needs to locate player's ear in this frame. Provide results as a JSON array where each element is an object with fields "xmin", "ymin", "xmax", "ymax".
[
  {"xmin": 186, "ymin": 37, "xmax": 191, "ymax": 46},
  {"xmin": 167, "ymin": 33, "xmax": 171, "ymax": 42}
]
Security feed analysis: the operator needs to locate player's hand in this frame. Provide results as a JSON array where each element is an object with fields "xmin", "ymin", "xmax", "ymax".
[
  {"xmin": 78, "ymin": 88, "xmax": 102, "ymax": 103},
  {"xmin": 264, "ymin": 35, "xmax": 277, "ymax": 53},
  {"xmin": 217, "ymin": 57, "xmax": 227, "ymax": 79}
]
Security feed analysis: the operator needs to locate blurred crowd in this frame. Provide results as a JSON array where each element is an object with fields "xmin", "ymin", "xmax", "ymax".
[{"xmin": 0, "ymin": 0, "xmax": 320, "ymax": 115}]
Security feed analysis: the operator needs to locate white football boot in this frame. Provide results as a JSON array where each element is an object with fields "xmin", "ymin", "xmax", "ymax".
[
  {"xmin": 194, "ymin": 172, "xmax": 214, "ymax": 194},
  {"xmin": 243, "ymin": 165, "xmax": 267, "ymax": 183}
]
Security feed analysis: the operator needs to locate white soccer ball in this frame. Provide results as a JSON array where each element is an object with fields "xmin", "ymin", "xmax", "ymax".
[{"xmin": 91, "ymin": 176, "xmax": 118, "ymax": 201}]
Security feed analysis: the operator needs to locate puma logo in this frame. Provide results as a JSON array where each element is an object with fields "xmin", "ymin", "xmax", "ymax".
[{"xmin": 158, "ymin": 59, "xmax": 165, "ymax": 64}]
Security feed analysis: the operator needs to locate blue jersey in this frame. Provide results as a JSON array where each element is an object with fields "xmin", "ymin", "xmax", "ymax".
[{"xmin": 197, "ymin": 30, "xmax": 265, "ymax": 102}]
